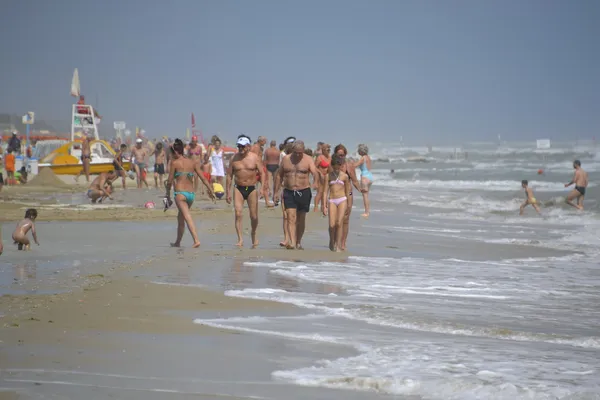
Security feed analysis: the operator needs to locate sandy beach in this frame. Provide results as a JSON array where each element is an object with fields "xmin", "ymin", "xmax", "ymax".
[{"xmin": 2, "ymin": 156, "xmax": 599, "ymax": 399}]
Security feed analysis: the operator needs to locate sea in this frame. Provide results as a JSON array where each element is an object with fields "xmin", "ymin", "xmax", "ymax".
[{"xmin": 195, "ymin": 140, "xmax": 600, "ymax": 399}]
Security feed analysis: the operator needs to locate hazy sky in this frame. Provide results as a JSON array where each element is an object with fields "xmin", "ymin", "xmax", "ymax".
[{"xmin": 1, "ymin": 0, "xmax": 598, "ymax": 144}]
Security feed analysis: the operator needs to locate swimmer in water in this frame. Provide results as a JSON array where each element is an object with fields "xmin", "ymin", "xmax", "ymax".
[
  {"xmin": 520, "ymin": 180, "xmax": 541, "ymax": 215},
  {"xmin": 12, "ymin": 208, "xmax": 39, "ymax": 250}
]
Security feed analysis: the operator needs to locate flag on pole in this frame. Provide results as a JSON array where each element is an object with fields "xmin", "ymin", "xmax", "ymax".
[
  {"xmin": 70, "ymin": 68, "xmax": 80, "ymax": 97},
  {"xmin": 136, "ymin": 127, "xmax": 140, "ymax": 137},
  {"xmin": 191, "ymin": 113, "xmax": 196, "ymax": 129}
]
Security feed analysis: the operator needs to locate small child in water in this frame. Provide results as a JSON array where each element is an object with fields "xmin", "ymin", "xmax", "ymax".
[
  {"xmin": 520, "ymin": 180, "xmax": 541, "ymax": 215},
  {"xmin": 12, "ymin": 208, "xmax": 39, "ymax": 250}
]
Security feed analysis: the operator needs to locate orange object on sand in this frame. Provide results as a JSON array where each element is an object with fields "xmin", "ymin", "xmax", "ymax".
[{"xmin": 537, "ymin": 169, "xmax": 544, "ymax": 175}]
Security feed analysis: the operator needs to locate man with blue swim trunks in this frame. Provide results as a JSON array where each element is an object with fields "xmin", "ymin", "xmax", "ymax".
[{"xmin": 226, "ymin": 135, "xmax": 267, "ymax": 248}]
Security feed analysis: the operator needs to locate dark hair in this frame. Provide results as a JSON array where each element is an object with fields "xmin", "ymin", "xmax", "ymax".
[
  {"xmin": 211, "ymin": 135, "xmax": 221, "ymax": 144},
  {"xmin": 522, "ymin": 180, "xmax": 528, "ymax": 186},
  {"xmin": 284, "ymin": 142, "xmax": 294, "ymax": 154},
  {"xmin": 334, "ymin": 144, "xmax": 348, "ymax": 156},
  {"xmin": 156, "ymin": 142, "xmax": 163, "ymax": 151},
  {"xmin": 279, "ymin": 143, "xmax": 284, "ymax": 151},
  {"xmin": 304, "ymin": 148, "xmax": 313, "ymax": 156},
  {"xmin": 120, "ymin": 143, "xmax": 127, "ymax": 150},
  {"xmin": 172, "ymin": 138, "xmax": 185, "ymax": 155},
  {"xmin": 574, "ymin": 160, "xmax": 581, "ymax": 167},
  {"xmin": 332, "ymin": 154, "xmax": 344, "ymax": 166},
  {"xmin": 25, "ymin": 208, "xmax": 38, "ymax": 219}
]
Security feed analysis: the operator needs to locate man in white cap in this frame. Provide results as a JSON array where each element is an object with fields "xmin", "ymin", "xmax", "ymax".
[
  {"xmin": 274, "ymin": 140, "xmax": 319, "ymax": 250},
  {"xmin": 131, "ymin": 138, "xmax": 150, "ymax": 189},
  {"xmin": 225, "ymin": 134, "xmax": 267, "ymax": 248}
]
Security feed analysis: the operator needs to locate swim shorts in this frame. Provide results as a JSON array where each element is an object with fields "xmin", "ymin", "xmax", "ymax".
[{"xmin": 283, "ymin": 187, "xmax": 312, "ymax": 213}]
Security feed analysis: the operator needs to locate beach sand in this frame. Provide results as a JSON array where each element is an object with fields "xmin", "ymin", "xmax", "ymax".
[{"xmin": 0, "ymin": 182, "xmax": 379, "ymax": 399}]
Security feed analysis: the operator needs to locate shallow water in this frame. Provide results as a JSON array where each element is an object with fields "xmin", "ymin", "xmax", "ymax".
[{"xmin": 191, "ymin": 141, "xmax": 600, "ymax": 399}]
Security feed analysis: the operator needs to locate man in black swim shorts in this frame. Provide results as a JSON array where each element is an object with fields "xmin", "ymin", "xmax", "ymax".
[
  {"xmin": 565, "ymin": 159, "xmax": 589, "ymax": 210},
  {"xmin": 274, "ymin": 140, "xmax": 319, "ymax": 250},
  {"xmin": 226, "ymin": 135, "xmax": 267, "ymax": 248}
]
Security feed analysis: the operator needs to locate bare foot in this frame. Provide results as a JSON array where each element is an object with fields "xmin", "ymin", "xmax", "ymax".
[
  {"xmin": 192, "ymin": 242, "xmax": 201, "ymax": 248},
  {"xmin": 170, "ymin": 242, "xmax": 181, "ymax": 247},
  {"xmin": 236, "ymin": 241, "xmax": 244, "ymax": 247},
  {"xmin": 361, "ymin": 213, "xmax": 369, "ymax": 218},
  {"xmin": 296, "ymin": 244, "xmax": 304, "ymax": 250},
  {"xmin": 285, "ymin": 244, "xmax": 295, "ymax": 250},
  {"xmin": 251, "ymin": 241, "xmax": 259, "ymax": 249},
  {"xmin": 279, "ymin": 241, "xmax": 288, "ymax": 247},
  {"xmin": 335, "ymin": 248, "xmax": 342, "ymax": 252}
]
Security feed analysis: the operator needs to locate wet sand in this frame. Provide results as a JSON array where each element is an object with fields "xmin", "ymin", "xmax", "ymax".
[{"xmin": 0, "ymin": 185, "xmax": 373, "ymax": 399}]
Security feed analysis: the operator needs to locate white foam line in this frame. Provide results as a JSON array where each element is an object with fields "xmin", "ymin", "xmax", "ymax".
[
  {"xmin": 3, "ymin": 379, "xmax": 269, "ymax": 398},
  {"xmin": 0, "ymin": 369, "xmax": 280, "ymax": 386}
]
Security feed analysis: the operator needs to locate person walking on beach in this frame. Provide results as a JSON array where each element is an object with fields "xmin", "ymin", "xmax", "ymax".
[
  {"xmin": 187, "ymin": 136, "xmax": 203, "ymax": 192},
  {"xmin": 165, "ymin": 138, "xmax": 216, "ymax": 248},
  {"xmin": 205, "ymin": 136, "xmax": 226, "ymax": 185},
  {"xmin": 251, "ymin": 136, "xmax": 269, "ymax": 206},
  {"xmin": 274, "ymin": 140, "xmax": 319, "ymax": 250},
  {"xmin": 4, "ymin": 150, "xmax": 15, "ymax": 186},
  {"xmin": 565, "ymin": 160, "xmax": 588, "ymax": 210},
  {"xmin": 112, "ymin": 143, "xmax": 128, "ymax": 189},
  {"xmin": 520, "ymin": 180, "xmax": 541, "ymax": 215},
  {"xmin": 154, "ymin": 142, "xmax": 166, "ymax": 189},
  {"xmin": 313, "ymin": 143, "xmax": 332, "ymax": 213},
  {"xmin": 225, "ymin": 135, "xmax": 267, "ymax": 248},
  {"xmin": 0, "ymin": 155, "xmax": 4, "ymax": 191},
  {"xmin": 355, "ymin": 144, "xmax": 374, "ymax": 217},
  {"xmin": 264, "ymin": 140, "xmax": 281, "ymax": 206},
  {"xmin": 332, "ymin": 144, "xmax": 365, "ymax": 251},
  {"xmin": 12, "ymin": 208, "xmax": 39, "ymax": 251},
  {"xmin": 322, "ymin": 154, "xmax": 351, "ymax": 251},
  {"xmin": 87, "ymin": 171, "xmax": 117, "ymax": 203},
  {"xmin": 277, "ymin": 137, "xmax": 296, "ymax": 247},
  {"xmin": 75, "ymin": 136, "xmax": 92, "ymax": 183},
  {"xmin": 131, "ymin": 138, "xmax": 150, "ymax": 189}
]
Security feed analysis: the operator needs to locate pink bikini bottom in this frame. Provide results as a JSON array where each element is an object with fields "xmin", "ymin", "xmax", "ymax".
[{"xmin": 329, "ymin": 196, "xmax": 347, "ymax": 206}]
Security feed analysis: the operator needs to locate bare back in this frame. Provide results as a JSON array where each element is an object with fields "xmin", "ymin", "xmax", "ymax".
[
  {"xmin": 264, "ymin": 147, "xmax": 280, "ymax": 165},
  {"xmin": 14, "ymin": 218, "xmax": 34, "ymax": 237},
  {"xmin": 574, "ymin": 169, "xmax": 588, "ymax": 188}
]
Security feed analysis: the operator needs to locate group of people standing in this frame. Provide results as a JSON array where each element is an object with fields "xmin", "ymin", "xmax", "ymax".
[{"xmin": 165, "ymin": 134, "xmax": 375, "ymax": 251}]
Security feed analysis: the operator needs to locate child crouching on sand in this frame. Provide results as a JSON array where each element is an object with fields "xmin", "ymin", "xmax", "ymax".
[
  {"xmin": 13, "ymin": 208, "xmax": 39, "ymax": 250},
  {"xmin": 322, "ymin": 154, "xmax": 351, "ymax": 252},
  {"xmin": 520, "ymin": 180, "xmax": 541, "ymax": 215}
]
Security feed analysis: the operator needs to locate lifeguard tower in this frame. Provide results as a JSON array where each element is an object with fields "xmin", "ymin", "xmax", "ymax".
[{"xmin": 71, "ymin": 104, "xmax": 100, "ymax": 142}]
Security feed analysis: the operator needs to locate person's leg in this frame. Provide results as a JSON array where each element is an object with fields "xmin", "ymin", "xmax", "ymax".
[
  {"xmin": 120, "ymin": 170, "xmax": 127, "ymax": 189},
  {"xmin": 335, "ymin": 201, "xmax": 347, "ymax": 251},
  {"xmin": 328, "ymin": 201, "xmax": 337, "ymax": 251},
  {"xmin": 519, "ymin": 200, "xmax": 528, "ymax": 215},
  {"xmin": 341, "ymin": 194, "xmax": 353, "ymax": 251},
  {"xmin": 233, "ymin": 187, "xmax": 245, "ymax": 247},
  {"xmin": 83, "ymin": 158, "xmax": 90, "ymax": 182},
  {"xmin": 577, "ymin": 194, "xmax": 584, "ymax": 210},
  {"xmin": 159, "ymin": 173, "xmax": 164, "ymax": 189},
  {"xmin": 285, "ymin": 208, "xmax": 298, "ymax": 249},
  {"xmin": 361, "ymin": 178, "xmax": 371, "ymax": 217},
  {"xmin": 171, "ymin": 208, "xmax": 185, "ymax": 247},
  {"xmin": 134, "ymin": 164, "xmax": 141, "ymax": 188},
  {"xmin": 176, "ymin": 195, "xmax": 200, "ymax": 247},
  {"xmin": 154, "ymin": 171, "xmax": 159, "ymax": 189},
  {"xmin": 279, "ymin": 200, "xmax": 290, "ymax": 247},
  {"xmin": 296, "ymin": 211, "xmax": 307, "ymax": 249},
  {"xmin": 314, "ymin": 173, "xmax": 322, "ymax": 212},
  {"xmin": 566, "ymin": 190, "xmax": 581, "ymax": 209},
  {"xmin": 247, "ymin": 189, "xmax": 260, "ymax": 248}
]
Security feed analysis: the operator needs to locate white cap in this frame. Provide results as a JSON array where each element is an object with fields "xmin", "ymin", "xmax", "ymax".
[
  {"xmin": 136, "ymin": 138, "xmax": 143, "ymax": 143},
  {"xmin": 236, "ymin": 136, "xmax": 251, "ymax": 146}
]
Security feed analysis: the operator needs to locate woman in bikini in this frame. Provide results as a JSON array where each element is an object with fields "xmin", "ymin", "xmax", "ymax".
[
  {"xmin": 313, "ymin": 143, "xmax": 332, "ymax": 213},
  {"xmin": 187, "ymin": 135, "xmax": 203, "ymax": 192},
  {"xmin": 355, "ymin": 144, "xmax": 374, "ymax": 217},
  {"xmin": 322, "ymin": 154, "xmax": 350, "ymax": 252},
  {"xmin": 165, "ymin": 139, "xmax": 215, "ymax": 248}
]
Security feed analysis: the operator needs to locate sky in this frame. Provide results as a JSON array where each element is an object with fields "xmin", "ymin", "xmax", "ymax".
[{"xmin": 0, "ymin": 0, "xmax": 598, "ymax": 145}]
